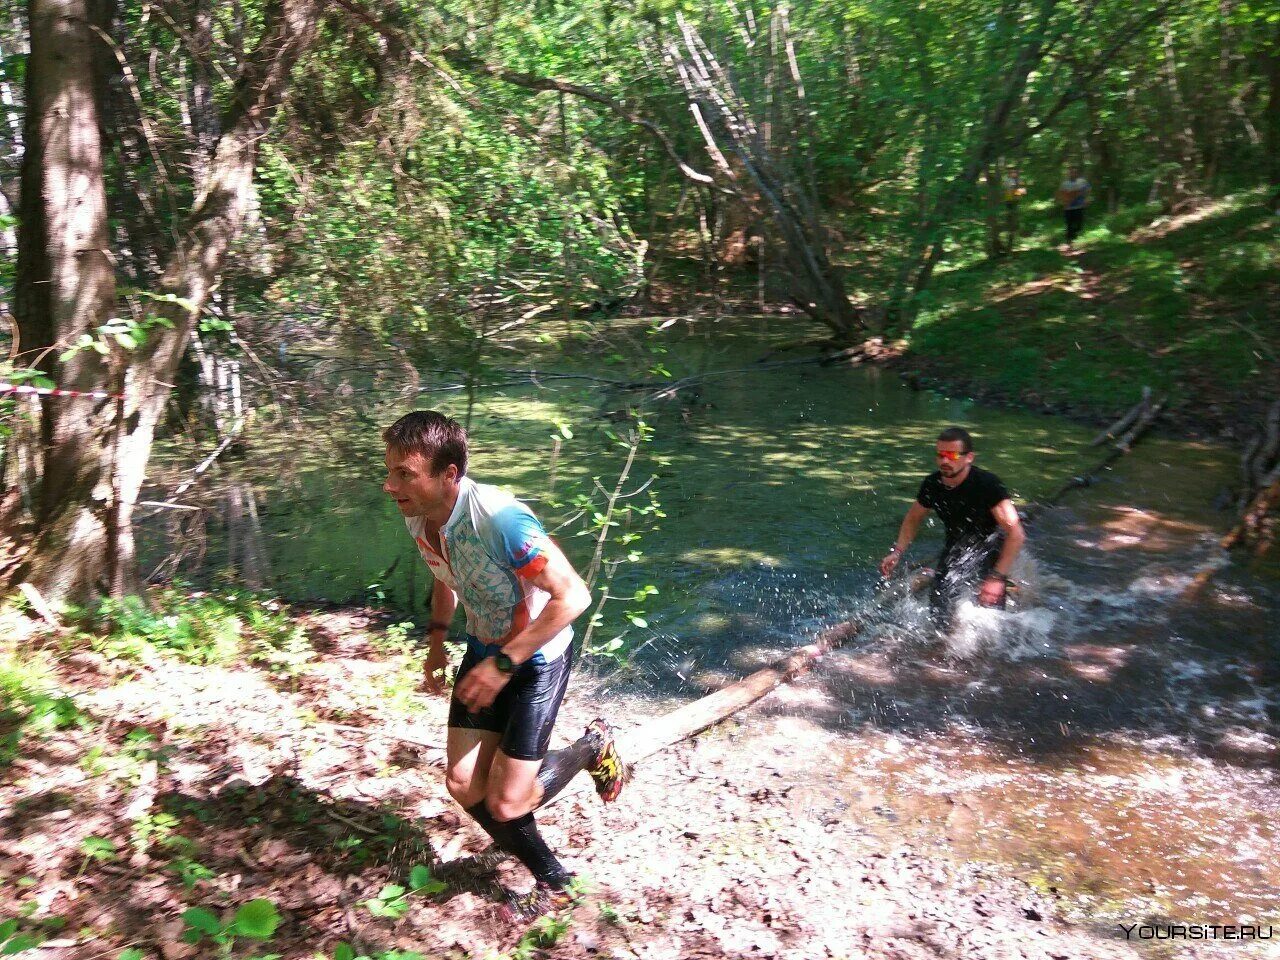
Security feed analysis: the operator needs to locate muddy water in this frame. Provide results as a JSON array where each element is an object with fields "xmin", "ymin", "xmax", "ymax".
[{"xmin": 139, "ymin": 320, "xmax": 1279, "ymax": 951}]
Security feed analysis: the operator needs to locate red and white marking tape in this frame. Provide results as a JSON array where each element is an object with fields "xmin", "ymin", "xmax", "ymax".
[{"xmin": 0, "ymin": 382, "xmax": 122, "ymax": 400}]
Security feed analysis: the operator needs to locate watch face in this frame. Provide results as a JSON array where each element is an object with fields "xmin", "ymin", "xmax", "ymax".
[{"xmin": 494, "ymin": 653, "xmax": 514, "ymax": 674}]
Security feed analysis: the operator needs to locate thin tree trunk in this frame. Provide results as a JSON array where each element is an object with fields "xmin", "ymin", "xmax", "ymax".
[
  {"xmin": 882, "ymin": 0, "xmax": 1061, "ymax": 333},
  {"xmin": 984, "ymin": 165, "xmax": 1003, "ymax": 258},
  {"xmin": 1266, "ymin": 22, "xmax": 1280, "ymax": 203},
  {"xmin": 1159, "ymin": 21, "xmax": 1198, "ymax": 203}
]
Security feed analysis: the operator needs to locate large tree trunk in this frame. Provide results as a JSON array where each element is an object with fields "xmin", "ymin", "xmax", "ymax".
[
  {"xmin": 13, "ymin": 0, "xmax": 120, "ymax": 604},
  {"xmin": 12, "ymin": 0, "xmax": 324, "ymax": 604}
]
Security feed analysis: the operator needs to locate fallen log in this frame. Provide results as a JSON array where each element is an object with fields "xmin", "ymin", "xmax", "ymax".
[
  {"xmin": 1088, "ymin": 386, "xmax": 1152, "ymax": 448},
  {"xmin": 537, "ymin": 573, "xmax": 929, "ymax": 810},
  {"xmin": 619, "ymin": 618, "xmax": 867, "ymax": 765},
  {"xmin": 1222, "ymin": 471, "xmax": 1280, "ymax": 555},
  {"xmin": 1035, "ymin": 391, "xmax": 1165, "ymax": 514}
]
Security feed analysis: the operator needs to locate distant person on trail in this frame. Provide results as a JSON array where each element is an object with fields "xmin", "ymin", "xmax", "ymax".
[
  {"xmin": 1002, "ymin": 167, "xmax": 1026, "ymax": 252},
  {"xmin": 382, "ymin": 411, "xmax": 627, "ymax": 919},
  {"xmin": 879, "ymin": 427, "xmax": 1026, "ymax": 630},
  {"xmin": 1056, "ymin": 167, "xmax": 1091, "ymax": 247}
]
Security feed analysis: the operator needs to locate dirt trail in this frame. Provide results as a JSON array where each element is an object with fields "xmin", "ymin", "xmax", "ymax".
[{"xmin": 0, "ymin": 610, "xmax": 1159, "ymax": 959}]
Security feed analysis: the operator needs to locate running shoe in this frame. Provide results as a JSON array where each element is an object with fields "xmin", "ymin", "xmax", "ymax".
[
  {"xmin": 585, "ymin": 718, "xmax": 628, "ymax": 803},
  {"xmin": 499, "ymin": 880, "xmax": 577, "ymax": 923}
]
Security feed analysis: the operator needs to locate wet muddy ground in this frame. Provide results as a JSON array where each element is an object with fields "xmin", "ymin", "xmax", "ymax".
[{"xmin": 2, "ymin": 583, "xmax": 1273, "ymax": 959}]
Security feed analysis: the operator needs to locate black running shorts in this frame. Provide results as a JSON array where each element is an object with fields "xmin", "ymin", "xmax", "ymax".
[{"xmin": 448, "ymin": 636, "xmax": 573, "ymax": 761}]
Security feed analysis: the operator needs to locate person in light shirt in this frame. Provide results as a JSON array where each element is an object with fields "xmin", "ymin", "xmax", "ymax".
[
  {"xmin": 1056, "ymin": 166, "xmax": 1091, "ymax": 246},
  {"xmin": 382, "ymin": 410, "xmax": 626, "ymax": 918}
]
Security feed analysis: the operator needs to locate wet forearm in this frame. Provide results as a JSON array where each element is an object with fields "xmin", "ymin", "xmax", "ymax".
[
  {"xmin": 895, "ymin": 509, "xmax": 925, "ymax": 552},
  {"xmin": 430, "ymin": 581, "xmax": 458, "ymax": 649},
  {"xmin": 993, "ymin": 525, "xmax": 1025, "ymax": 577},
  {"xmin": 502, "ymin": 587, "xmax": 590, "ymax": 665}
]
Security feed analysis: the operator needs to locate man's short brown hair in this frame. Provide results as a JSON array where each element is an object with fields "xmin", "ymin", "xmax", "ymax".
[
  {"xmin": 383, "ymin": 411, "xmax": 468, "ymax": 476},
  {"xmin": 937, "ymin": 426, "xmax": 973, "ymax": 453}
]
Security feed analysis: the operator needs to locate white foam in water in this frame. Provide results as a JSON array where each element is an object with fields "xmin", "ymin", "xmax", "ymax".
[{"xmin": 944, "ymin": 601, "xmax": 1058, "ymax": 661}]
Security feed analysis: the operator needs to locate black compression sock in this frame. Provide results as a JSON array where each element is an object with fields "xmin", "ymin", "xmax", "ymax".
[
  {"xmin": 535, "ymin": 731, "xmax": 600, "ymax": 807},
  {"xmin": 466, "ymin": 802, "xmax": 572, "ymax": 889},
  {"xmin": 465, "ymin": 800, "xmax": 507, "ymax": 845}
]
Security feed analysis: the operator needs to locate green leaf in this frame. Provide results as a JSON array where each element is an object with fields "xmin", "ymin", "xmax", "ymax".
[
  {"xmin": 0, "ymin": 932, "xmax": 41, "ymax": 955},
  {"xmin": 408, "ymin": 865, "xmax": 432, "ymax": 890},
  {"xmin": 332, "ymin": 943, "xmax": 355, "ymax": 960},
  {"xmin": 232, "ymin": 899, "xmax": 281, "ymax": 939},
  {"xmin": 378, "ymin": 884, "xmax": 405, "ymax": 901},
  {"xmin": 118, "ymin": 950, "xmax": 146, "ymax": 960},
  {"xmin": 181, "ymin": 907, "xmax": 221, "ymax": 936},
  {"xmin": 81, "ymin": 836, "xmax": 118, "ymax": 860}
]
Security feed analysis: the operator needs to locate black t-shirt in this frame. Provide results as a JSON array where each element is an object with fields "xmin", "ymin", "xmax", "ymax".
[{"xmin": 916, "ymin": 466, "xmax": 1010, "ymax": 552}]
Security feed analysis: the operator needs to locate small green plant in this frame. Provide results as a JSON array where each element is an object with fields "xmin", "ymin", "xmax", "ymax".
[
  {"xmin": 0, "ymin": 642, "xmax": 90, "ymax": 765},
  {"xmin": 182, "ymin": 898, "xmax": 281, "ymax": 953},
  {"xmin": 510, "ymin": 912, "xmax": 573, "ymax": 959},
  {"xmin": 361, "ymin": 865, "xmax": 446, "ymax": 919},
  {"xmin": 371, "ymin": 621, "xmax": 417, "ymax": 657},
  {"xmin": 171, "ymin": 854, "xmax": 216, "ymax": 890},
  {"xmin": 130, "ymin": 812, "xmax": 180, "ymax": 854},
  {"xmin": 332, "ymin": 946, "xmax": 426, "ymax": 960},
  {"xmin": 77, "ymin": 836, "xmax": 118, "ymax": 877},
  {"xmin": 0, "ymin": 918, "xmax": 41, "ymax": 955}
]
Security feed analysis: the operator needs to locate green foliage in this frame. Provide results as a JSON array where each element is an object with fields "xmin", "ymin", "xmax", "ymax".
[
  {"xmin": 361, "ymin": 864, "xmax": 447, "ymax": 919},
  {"xmin": 131, "ymin": 811, "xmax": 181, "ymax": 854},
  {"xmin": 0, "ymin": 918, "xmax": 41, "ymax": 955},
  {"xmin": 75, "ymin": 586, "xmax": 312, "ymax": 671},
  {"xmin": 80, "ymin": 836, "xmax": 118, "ymax": 863},
  {"xmin": 549, "ymin": 416, "xmax": 665, "ymax": 662},
  {"xmin": 331, "ymin": 947, "xmax": 426, "ymax": 960},
  {"xmin": 181, "ymin": 898, "xmax": 281, "ymax": 951},
  {"xmin": 908, "ymin": 191, "xmax": 1278, "ymax": 411},
  {"xmin": 0, "ymin": 643, "xmax": 89, "ymax": 766}
]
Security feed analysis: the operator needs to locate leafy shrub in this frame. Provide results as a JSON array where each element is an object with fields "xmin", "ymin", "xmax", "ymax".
[
  {"xmin": 0, "ymin": 644, "xmax": 88, "ymax": 766},
  {"xmin": 75, "ymin": 586, "xmax": 312, "ymax": 671}
]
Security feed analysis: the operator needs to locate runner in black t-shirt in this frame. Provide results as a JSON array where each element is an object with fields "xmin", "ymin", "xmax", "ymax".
[{"xmin": 879, "ymin": 427, "xmax": 1027, "ymax": 629}]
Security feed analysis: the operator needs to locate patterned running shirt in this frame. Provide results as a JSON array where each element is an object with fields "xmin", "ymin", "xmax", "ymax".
[{"xmin": 404, "ymin": 477, "xmax": 572, "ymax": 660}]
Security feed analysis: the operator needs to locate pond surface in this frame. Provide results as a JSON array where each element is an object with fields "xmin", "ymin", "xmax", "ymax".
[{"xmin": 139, "ymin": 318, "xmax": 1279, "ymax": 951}]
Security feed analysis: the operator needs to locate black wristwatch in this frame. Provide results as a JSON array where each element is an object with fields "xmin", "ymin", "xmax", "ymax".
[{"xmin": 492, "ymin": 652, "xmax": 516, "ymax": 674}]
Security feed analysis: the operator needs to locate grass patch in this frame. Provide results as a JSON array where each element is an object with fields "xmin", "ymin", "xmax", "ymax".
[{"xmin": 907, "ymin": 189, "xmax": 1278, "ymax": 417}]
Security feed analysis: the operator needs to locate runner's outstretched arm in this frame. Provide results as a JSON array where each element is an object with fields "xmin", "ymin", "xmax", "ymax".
[
  {"xmin": 988, "ymin": 499, "xmax": 1025, "ymax": 578},
  {"xmin": 977, "ymin": 499, "xmax": 1026, "ymax": 607},
  {"xmin": 881, "ymin": 501, "xmax": 930, "ymax": 577}
]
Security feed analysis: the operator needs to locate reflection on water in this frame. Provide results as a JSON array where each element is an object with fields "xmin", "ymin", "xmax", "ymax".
[{"xmin": 137, "ymin": 320, "xmax": 1279, "ymax": 948}]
